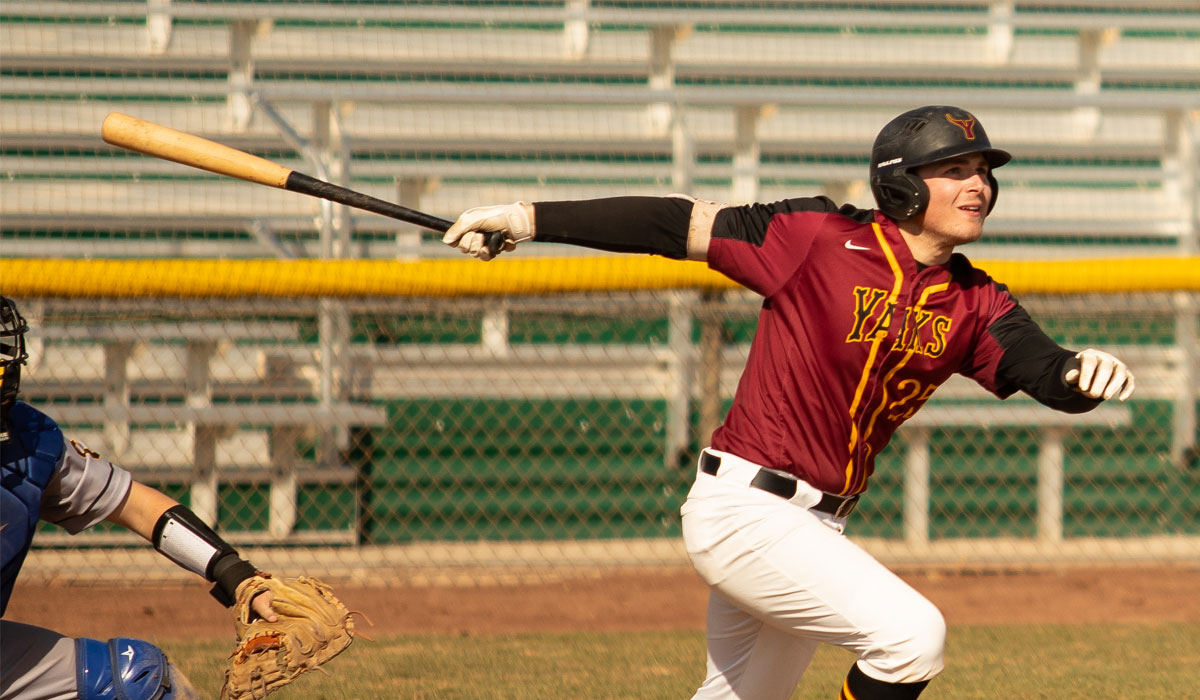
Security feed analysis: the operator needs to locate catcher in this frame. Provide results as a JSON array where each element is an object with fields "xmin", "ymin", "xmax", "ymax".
[{"xmin": 1, "ymin": 295, "xmax": 354, "ymax": 700}]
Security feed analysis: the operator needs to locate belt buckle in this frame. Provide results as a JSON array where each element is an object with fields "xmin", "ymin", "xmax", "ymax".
[{"xmin": 834, "ymin": 495, "xmax": 860, "ymax": 519}]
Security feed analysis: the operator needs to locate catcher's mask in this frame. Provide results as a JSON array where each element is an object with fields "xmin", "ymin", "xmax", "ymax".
[
  {"xmin": 869, "ymin": 105, "xmax": 1011, "ymax": 221},
  {"xmin": 1, "ymin": 296, "xmax": 29, "ymax": 442}
]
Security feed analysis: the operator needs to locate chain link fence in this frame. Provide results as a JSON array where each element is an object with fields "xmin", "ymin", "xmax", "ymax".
[
  {"xmin": 6, "ymin": 0, "xmax": 1198, "ymax": 584},
  {"xmin": 15, "ymin": 291, "xmax": 1198, "ymax": 584}
]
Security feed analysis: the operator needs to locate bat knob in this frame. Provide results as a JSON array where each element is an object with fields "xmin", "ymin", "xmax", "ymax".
[{"xmin": 485, "ymin": 232, "xmax": 507, "ymax": 258}]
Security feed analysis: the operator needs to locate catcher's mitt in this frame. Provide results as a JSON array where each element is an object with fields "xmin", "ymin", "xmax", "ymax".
[{"xmin": 220, "ymin": 574, "xmax": 356, "ymax": 700}]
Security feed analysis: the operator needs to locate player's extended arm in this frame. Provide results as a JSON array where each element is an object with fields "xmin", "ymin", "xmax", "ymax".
[
  {"xmin": 991, "ymin": 307, "xmax": 1134, "ymax": 411},
  {"xmin": 443, "ymin": 195, "xmax": 846, "ymax": 264},
  {"xmin": 106, "ymin": 481, "xmax": 277, "ymax": 620},
  {"xmin": 443, "ymin": 196, "xmax": 703, "ymax": 261}
]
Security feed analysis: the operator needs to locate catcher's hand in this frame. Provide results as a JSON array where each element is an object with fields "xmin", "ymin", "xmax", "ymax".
[{"xmin": 220, "ymin": 574, "xmax": 356, "ymax": 700}]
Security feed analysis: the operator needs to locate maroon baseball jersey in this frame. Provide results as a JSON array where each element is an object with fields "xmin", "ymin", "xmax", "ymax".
[
  {"xmin": 534, "ymin": 195, "xmax": 1098, "ymax": 496},
  {"xmin": 705, "ymin": 204, "xmax": 1016, "ymax": 495}
]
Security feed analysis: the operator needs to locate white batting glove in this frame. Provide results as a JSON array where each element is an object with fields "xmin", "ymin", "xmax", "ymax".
[
  {"xmin": 1064, "ymin": 348, "xmax": 1135, "ymax": 401},
  {"xmin": 442, "ymin": 202, "xmax": 535, "ymax": 261}
]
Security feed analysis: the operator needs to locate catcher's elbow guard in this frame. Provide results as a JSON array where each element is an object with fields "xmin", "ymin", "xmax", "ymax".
[{"xmin": 152, "ymin": 504, "xmax": 258, "ymax": 606}]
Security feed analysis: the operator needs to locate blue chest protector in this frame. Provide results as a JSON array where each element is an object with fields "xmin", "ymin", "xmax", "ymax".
[{"xmin": 1, "ymin": 401, "xmax": 65, "ymax": 616}]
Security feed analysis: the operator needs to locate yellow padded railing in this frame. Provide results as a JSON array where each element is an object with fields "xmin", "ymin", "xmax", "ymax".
[{"xmin": 2, "ymin": 256, "xmax": 1197, "ymax": 298}]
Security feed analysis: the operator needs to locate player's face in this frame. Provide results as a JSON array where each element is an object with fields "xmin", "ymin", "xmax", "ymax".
[{"xmin": 913, "ymin": 153, "xmax": 993, "ymax": 246}]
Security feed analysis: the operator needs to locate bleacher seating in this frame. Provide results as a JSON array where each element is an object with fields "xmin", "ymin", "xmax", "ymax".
[
  {"xmin": 3, "ymin": 0, "xmax": 1197, "ymax": 259},
  {"xmin": 22, "ymin": 309, "xmax": 386, "ymax": 543},
  {"xmin": 5, "ymin": 2, "xmax": 1197, "ymax": 554}
]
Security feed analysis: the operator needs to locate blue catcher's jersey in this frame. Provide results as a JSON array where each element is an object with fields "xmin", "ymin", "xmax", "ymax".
[{"xmin": 2, "ymin": 401, "xmax": 66, "ymax": 615}]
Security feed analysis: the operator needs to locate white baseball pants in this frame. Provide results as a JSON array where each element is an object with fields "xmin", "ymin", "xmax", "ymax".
[{"xmin": 681, "ymin": 449, "xmax": 946, "ymax": 700}]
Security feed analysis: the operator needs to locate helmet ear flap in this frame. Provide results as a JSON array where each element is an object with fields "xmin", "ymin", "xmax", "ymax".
[
  {"xmin": 870, "ymin": 171, "xmax": 929, "ymax": 221},
  {"xmin": 986, "ymin": 172, "xmax": 1000, "ymax": 214}
]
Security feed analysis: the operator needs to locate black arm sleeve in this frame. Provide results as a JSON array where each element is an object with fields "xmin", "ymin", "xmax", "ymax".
[
  {"xmin": 990, "ymin": 306, "xmax": 1102, "ymax": 414},
  {"xmin": 533, "ymin": 196, "xmax": 694, "ymax": 258}
]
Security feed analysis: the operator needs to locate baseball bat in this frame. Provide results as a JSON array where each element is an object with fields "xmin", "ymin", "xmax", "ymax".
[{"xmin": 100, "ymin": 112, "xmax": 504, "ymax": 255}]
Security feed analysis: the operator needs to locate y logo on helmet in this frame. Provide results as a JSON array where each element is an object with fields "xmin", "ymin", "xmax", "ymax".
[{"xmin": 945, "ymin": 114, "xmax": 976, "ymax": 140}]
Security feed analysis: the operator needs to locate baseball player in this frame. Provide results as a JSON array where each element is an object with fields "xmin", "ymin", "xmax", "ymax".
[
  {"xmin": 441, "ymin": 105, "xmax": 1135, "ymax": 699},
  {"xmin": 1, "ymin": 295, "xmax": 280, "ymax": 700}
]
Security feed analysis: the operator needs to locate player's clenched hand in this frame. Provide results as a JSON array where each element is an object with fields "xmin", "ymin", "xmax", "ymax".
[
  {"xmin": 1065, "ymin": 348, "xmax": 1135, "ymax": 401},
  {"xmin": 442, "ymin": 202, "xmax": 535, "ymax": 261}
]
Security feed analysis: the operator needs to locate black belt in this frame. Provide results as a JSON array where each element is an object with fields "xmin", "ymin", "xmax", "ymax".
[{"xmin": 700, "ymin": 452, "xmax": 859, "ymax": 519}]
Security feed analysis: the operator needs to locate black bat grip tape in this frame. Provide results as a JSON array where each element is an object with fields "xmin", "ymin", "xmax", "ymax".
[
  {"xmin": 484, "ymin": 232, "xmax": 506, "ymax": 257},
  {"xmin": 285, "ymin": 172, "xmax": 506, "ymax": 257}
]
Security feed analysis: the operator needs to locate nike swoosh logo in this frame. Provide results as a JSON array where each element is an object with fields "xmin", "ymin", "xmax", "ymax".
[{"xmin": 844, "ymin": 241, "xmax": 870, "ymax": 250}]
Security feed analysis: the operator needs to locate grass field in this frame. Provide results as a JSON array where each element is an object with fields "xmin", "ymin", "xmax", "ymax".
[{"xmin": 165, "ymin": 623, "xmax": 1199, "ymax": 700}]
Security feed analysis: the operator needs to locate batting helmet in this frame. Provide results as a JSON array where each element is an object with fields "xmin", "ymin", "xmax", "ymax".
[
  {"xmin": 869, "ymin": 105, "xmax": 1011, "ymax": 221},
  {"xmin": 1, "ymin": 296, "xmax": 29, "ymax": 442}
]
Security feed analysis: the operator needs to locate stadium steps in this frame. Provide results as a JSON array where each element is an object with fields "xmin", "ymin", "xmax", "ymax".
[{"xmin": 4, "ymin": 1, "xmax": 1197, "ymax": 258}]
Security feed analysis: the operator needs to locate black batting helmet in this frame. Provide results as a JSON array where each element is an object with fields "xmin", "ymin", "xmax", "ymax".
[
  {"xmin": 869, "ymin": 105, "xmax": 1011, "ymax": 221},
  {"xmin": 1, "ymin": 296, "xmax": 29, "ymax": 442}
]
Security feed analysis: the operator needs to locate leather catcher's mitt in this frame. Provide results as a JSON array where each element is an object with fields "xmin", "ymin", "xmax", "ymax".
[{"xmin": 220, "ymin": 574, "xmax": 355, "ymax": 700}]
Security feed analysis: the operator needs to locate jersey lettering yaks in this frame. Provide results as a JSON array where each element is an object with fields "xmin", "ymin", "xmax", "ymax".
[{"xmin": 845, "ymin": 286, "xmax": 952, "ymax": 358}]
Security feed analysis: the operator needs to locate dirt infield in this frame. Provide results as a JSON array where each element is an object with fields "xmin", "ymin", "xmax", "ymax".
[{"xmin": 6, "ymin": 565, "xmax": 1199, "ymax": 641}]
